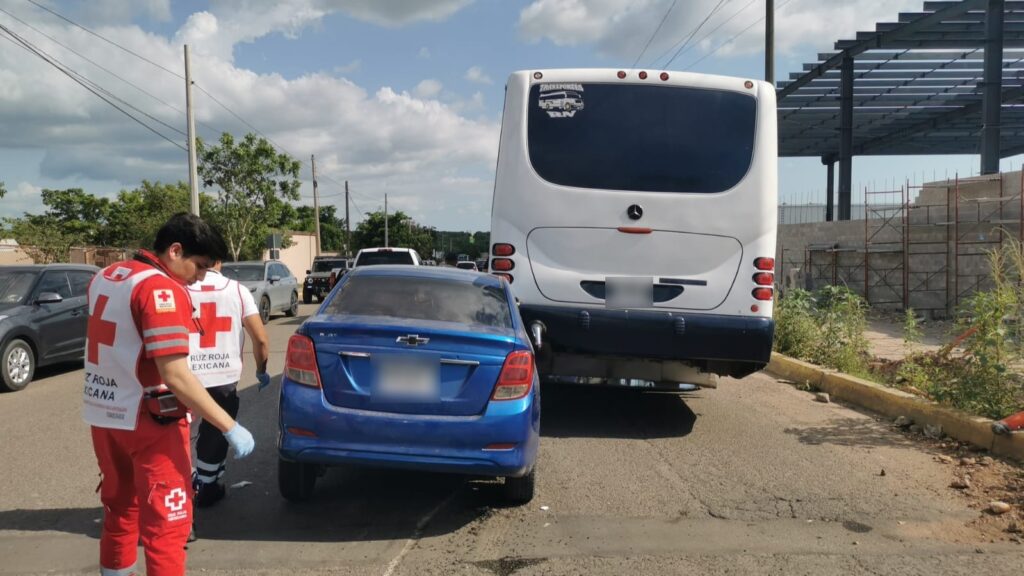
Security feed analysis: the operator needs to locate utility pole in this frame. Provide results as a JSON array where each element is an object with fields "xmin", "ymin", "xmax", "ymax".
[
  {"xmin": 344, "ymin": 180, "xmax": 351, "ymax": 256},
  {"xmin": 311, "ymin": 154, "xmax": 321, "ymax": 256},
  {"xmin": 765, "ymin": 0, "xmax": 774, "ymax": 85},
  {"xmin": 384, "ymin": 193, "xmax": 389, "ymax": 247},
  {"xmin": 184, "ymin": 45, "xmax": 200, "ymax": 215}
]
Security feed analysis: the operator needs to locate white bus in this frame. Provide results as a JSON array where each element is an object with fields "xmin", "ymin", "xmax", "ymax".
[{"xmin": 489, "ymin": 69, "xmax": 777, "ymax": 388}]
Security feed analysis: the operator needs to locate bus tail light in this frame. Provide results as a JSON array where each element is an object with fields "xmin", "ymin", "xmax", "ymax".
[
  {"xmin": 660, "ymin": 72, "xmax": 669, "ymax": 81},
  {"xmin": 754, "ymin": 257, "xmax": 775, "ymax": 271},
  {"xmin": 751, "ymin": 287, "xmax": 774, "ymax": 301},
  {"xmin": 493, "ymin": 243, "xmax": 515, "ymax": 256},
  {"xmin": 492, "ymin": 258, "xmax": 514, "ymax": 271},
  {"xmin": 494, "ymin": 273, "xmax": 513, "ymax": 284},
  {"xmin": 753, "ymin": 272, "xmax": 774, "ymax": 285},
  {"xmin": 492, "ymin": 351, "xmax": 534, "ymax": 400},
  {"xmin": 617, "ymin": 70, "xmax": 627, "ymax": 79},
  {"xmin": 285, "ymin": 334, "xmax": 321, "ymax": 388},
  {"xmin": 639, "ymin": 71, "xmax": 648, "ymax": 80}
]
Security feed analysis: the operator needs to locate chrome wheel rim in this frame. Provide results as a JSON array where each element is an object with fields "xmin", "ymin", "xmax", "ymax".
[
  {"xmin": 261, "ymin": 299, "xmax": 270, "ymax": 321},
  {"xmin": 6, "ymin": 347, "xmax": 30, "ymax": 385}
]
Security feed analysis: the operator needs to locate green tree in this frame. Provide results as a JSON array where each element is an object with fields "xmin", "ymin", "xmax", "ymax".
[
  {"xmin": 352, "ymin": 210, "xmax": 434, "ymax": 258},
  {"xmin": 0, "ymin": 181, "xmax": 6, "ymax": 199},
  {"xmin": 106, "ymin": 181, "xmax": 215, "ymax": 249},
  {"xmin": 39, "ymin": 188, "xmax": 113, "ymax": 245},
  {"xmin": 287, "ymin": 205, "xmax": 347, "ymax": 253},
  {"xmin": 197, "ymin": 132, "xmax": 301, "ymax": 261},
  {"xmin": 3, "ymin": 215, "xmax": 77, "ymax": 263}
]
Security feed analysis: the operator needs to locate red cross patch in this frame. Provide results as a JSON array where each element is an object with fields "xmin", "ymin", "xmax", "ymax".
[{"xmin": 154, "ymin": 289, "xmax": 176, "ymax": 313}]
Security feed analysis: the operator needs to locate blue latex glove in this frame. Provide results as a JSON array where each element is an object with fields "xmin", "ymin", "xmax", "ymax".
[
  {"xmin": 224, "ymin": 422, "xmax": 255, "ymax": 459},
  {"xmin": 256, "ymin": 371, "xmax": 271, "ymax": 391}
]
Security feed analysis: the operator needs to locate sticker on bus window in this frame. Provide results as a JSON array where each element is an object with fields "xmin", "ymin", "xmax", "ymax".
[{"xmin": 538, "ymin": 83, "xmax": 585, "ymax": 118}]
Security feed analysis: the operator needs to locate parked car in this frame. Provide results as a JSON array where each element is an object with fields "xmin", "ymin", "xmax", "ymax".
[
  {"xmin": 220, "ymin": 260, "xmax": 299, "ymax": 324},
  {"xmin": 352, "ymin": 247, "xmax": 422, "ymax": 267},
  {"xmin": 0, "ymin": 264, "xmax": 99, "ymax": 392},
  {"xmin": 304, "ymin": 255, "xmax": 349, "ymax": 304},
  {"xmin": 278, "ymin": 265, "xmax": 540, "ymax": 504},
  {"xmin": 455, "ymin": 261, "xmax": 479, "ymax": 271}
]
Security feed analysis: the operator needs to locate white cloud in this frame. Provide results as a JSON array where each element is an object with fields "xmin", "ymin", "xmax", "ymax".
[
  {"xmin": 0, "ymin": 7, "xmax": 499, "ymax": 229},
  {"xmin": 414, "ymin": 79, "xmax": 444, "ymax": 98},
  {"xmin": 0, "ymin": 182, "xmax": 43, "ymax": 217},
  {"xmin": 517, "ymin": 0, "xmax": 923, "ymax": 65},
  {"xmin": 465, "ymin": 66, "xmax": 492, "ymax": 85},
  {"xmin": 69, "ymin": 0, "xmax": 172, "ymax": 24},
  {"xmin": 417, "ymin": 47, "xmax": 432, "ymax": 59},
  {"xmin": 333, "ymin": 59, "xmax": 362, "ymax": 74}
]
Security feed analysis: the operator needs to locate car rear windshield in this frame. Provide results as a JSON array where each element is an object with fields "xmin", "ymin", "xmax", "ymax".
[
  {"xmin": 312, "ymin": 260, "xmax": 347, "ymax": 273},
  {"xmin": 527, "ymin": 82, "xmax": 756, "ymax": 193},
  {"xmin": 356, "ymin": 251, "xmax": 414, "ymax": 266},
  {"xmin": 0, "ymin": 271, "xmax": 38, "ymax": 305},
  {"xmin": 220, "ymin": 265, "xmax": 264, "ymax": 282},
  {"xmin": 324, "ymin": 275, "xmax": 512, "ymax": 329}
]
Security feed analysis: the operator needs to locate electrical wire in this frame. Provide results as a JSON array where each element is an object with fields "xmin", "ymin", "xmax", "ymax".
[
  {"xmin": 683, "ymin": 0, "xmax": 798, "ymax": 71},
  {"xmin": 632, "ymin": 0, "xmax": 677, "ymax": 68},
  {"xmin": 0, "ymin": 22, "xmax": 186, "ymax": 150},
  {"xmin": 664, "ymin": 0, "xmax": 732, "ymax": 69},
  {"xmin": 652, "ymin": 0, "xmax": 756, "ymax": 68}
]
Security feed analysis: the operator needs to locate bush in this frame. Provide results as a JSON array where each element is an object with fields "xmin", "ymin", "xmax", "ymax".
[{"xmin": 774, "ymin": 286, "xmax": 870, "ymax": 375}]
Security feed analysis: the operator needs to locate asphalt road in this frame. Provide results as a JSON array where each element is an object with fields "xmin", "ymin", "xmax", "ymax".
[{"xmin": 1, "ymin": 303, "xmax": 1022, "ymax": 575}]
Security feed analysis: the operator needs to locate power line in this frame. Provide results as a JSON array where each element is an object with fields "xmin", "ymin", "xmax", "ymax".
[
  {"xmin": 683, "ymin": 0, "xmax": 798, "ymax": 71},
  {"xmin": 24, "ymin": 0, "xmax": 183, "ymax": 79},
  {"xmin": 664, "ymin": 0, "xmax": 732, "ymax": 69},
  {"xmin": 0, "ymin": 22, "xmax": 186, "ymax": 151},
  {"xmin": 652, "ymin": 0, "xmax": 755, "ymax": 69},
  {"xmin": 632, "ymin": 0, "xmax": 677, "ymax": 68}
]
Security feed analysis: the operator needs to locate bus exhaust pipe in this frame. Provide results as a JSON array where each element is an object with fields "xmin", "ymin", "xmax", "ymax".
[{"xmin": 529, "ymin": 321, "xmax": 545, "ymax": 350}]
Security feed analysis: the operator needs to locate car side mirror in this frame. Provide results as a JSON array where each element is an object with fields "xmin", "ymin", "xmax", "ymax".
[
  {"xmin": 269, "ymin": 275, "xmax": 281, "ymax": 283},
  {"xmin": 305, "ymin": 270, "xmax": 311, "ymax": 275},
  {"xmin": 36, "ymin": 292, "xmax": 64, "ymax": 304}
]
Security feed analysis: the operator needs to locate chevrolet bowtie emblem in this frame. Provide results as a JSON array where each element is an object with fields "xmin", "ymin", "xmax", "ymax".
[{"xmin": 396, "ymin": 334, "xmax": 430, "ymax": 346}]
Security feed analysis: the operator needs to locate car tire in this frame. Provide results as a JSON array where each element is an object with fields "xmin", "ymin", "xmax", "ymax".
[
  {"xmin": 285, "ymin": 291, "xmax": 298, "ymax": 317},
  {"xmin": 303, "ymin": 291, "xmax": 312, "ymax": 305},
  {"xmin": 1, "ymin": 338, "xmax": 35, "ymax": 393},
  {"xmin": 259, "ymin": 296, "xmax": 271, "ymax": 325},
  {"xmin": 502, "ymin": 467, "xmax": 535, "ymax": 505},
  {"xmin": 278, "ymin": 458, "xmax": 317, "ymax": 502}
]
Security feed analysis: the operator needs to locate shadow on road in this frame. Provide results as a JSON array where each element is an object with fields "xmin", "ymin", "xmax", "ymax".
[
  {"xmin": 0, "ymin": 360, "xmax": 84, "ymax": 394},
  {"xmin": 784, "ymin": 417, "xmax": 922, "ymax": 448},
  {"xmin": 0, "ymin": 506, "xmax": 101, "ymax": 538},
  {"xmin": 540, "ymin": 384, "xmax": 697, "ymax": 440}
]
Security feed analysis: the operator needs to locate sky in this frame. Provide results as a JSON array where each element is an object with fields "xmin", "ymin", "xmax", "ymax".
[{"xmin": 0, "ymin": 0, "xmax": 1018, "ymax": 231}]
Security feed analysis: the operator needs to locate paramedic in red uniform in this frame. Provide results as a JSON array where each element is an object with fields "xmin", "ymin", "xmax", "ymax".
[
  {"xmin": 83, "ymin": 213, "xmax": 255, "ymax": 576},
  {"xmin": 187, "ymin": 260, "xmax": 270, "ymax": 507}
]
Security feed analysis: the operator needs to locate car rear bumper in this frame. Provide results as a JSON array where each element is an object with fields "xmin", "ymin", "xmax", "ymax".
[
  {"xmin": 519, "ymin": 304, "xmax": 774, "ymax": 364},
  {"xmin": 278, "ymin": 380, "xmax": 540, "ymax": 477}
]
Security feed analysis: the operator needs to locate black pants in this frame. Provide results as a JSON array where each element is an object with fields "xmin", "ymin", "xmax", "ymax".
[{"xmin": 194, "ymin": 384, "xmax": 239, "ymax": 485}]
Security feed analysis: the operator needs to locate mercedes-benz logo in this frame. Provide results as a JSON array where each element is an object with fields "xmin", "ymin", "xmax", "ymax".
[{"xmin": 627, "ymin": 204, "xmax": 643, "ymax": 220}]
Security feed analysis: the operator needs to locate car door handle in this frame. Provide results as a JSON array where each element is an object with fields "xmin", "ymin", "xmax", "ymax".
[{"xmin": 71, "ymin": 310, "xmax": 83, "ymax": 317}]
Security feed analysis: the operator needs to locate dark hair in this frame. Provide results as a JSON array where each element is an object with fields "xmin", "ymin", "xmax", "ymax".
[{"xmin": 153, "ymin": 213, "xmax": 228, "ymax": 261}]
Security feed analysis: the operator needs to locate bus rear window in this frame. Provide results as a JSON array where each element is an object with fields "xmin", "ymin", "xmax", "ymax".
[{"xmin": 527, "ymin": 83, "xmax": 756, "ymax": 193}]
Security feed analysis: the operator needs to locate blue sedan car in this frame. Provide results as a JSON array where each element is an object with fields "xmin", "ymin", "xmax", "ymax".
[{"xmin": 278, "ymin": 265, "xmax": 540, "ymax": 504}]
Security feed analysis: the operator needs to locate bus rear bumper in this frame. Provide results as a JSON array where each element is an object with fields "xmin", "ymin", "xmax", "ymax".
[{"xmin": 519, "ymin": 304, "xmax": 774, "ymax": 378}]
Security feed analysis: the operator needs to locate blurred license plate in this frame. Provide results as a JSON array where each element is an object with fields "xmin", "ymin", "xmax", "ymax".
[
  {"xmin": 605, "ymin": 276, "xmax": 653, "ymax": 309},
  {"xmin": 373, "ymin": 356, "xmax": 439, "ymax": 400}
]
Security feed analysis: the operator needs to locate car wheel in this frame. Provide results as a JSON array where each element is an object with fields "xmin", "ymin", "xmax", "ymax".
[
  {"xmin": 279, "ymin": 458, "xmax": 317, "ymax": 502},
  {"xmin": 502, "ymin": 467, "xmax": 535, "ymax": 505},
  {"xmin": 303, "ymin": 291, "xmax": 312, "ymax": 305},
  {"xmin": 259, "ymin": 296, "xmax": 271, "ymax": 325},
  {"xmin": 285, "ymin": 291, "xmax": 299, "ymax": 317},
  {"xmin": 1, "ymin": 338, "xmax": 35, "ymax": 392}
]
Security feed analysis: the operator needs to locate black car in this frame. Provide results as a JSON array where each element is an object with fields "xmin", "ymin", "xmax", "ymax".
[
  {"xmin": 303, "ymin": 256, "xmax": 349, "ymax": 304},
  {"xmin": 0, "ymin": 264, "xmax": 99, "ymax": 392}
]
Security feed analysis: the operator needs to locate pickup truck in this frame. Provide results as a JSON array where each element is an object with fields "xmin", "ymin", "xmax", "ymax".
[{"xmin": 303, "ymin": 256, "xmax": 349, "ymax": 303}]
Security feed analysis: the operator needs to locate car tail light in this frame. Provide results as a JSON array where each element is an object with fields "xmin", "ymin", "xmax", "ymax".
[
  {"xmin": 492, "ymin": 350, "xmax": 534, "ymax": 400},
  {"xmin": 751, "ymin": 287, "xmax": 774, "ymax": 301},
  {"xmin": 492, "ymin": 258, "xmax": 514, "ymax": 271},
  {"xmin": 494, "ymin": 272, "xmax": 513, "ymax": 284},
  {"xmin": 492, "ymin": 243, "xmax": 515, "ymax": 256},
  {"xmin": 753, "ymin": 272, "xmax": 774, "ymax": 285},
  {"xmin": 754, "ymin": 257, "xmax": 775, "ymax": 271},
  {"xmin": 285, "ymin": 334, "xmax": 321, "ymax": 388}
]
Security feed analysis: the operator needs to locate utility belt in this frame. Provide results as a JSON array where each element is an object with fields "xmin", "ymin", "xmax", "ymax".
[{"xmin": 143, "ymin": 390, "xmax": 189, "ymax": 424}]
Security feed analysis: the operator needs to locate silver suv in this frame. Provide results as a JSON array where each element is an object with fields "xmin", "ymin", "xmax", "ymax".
[{"xmin": 220, "ymin": 260, "xmax": 299, "ymax": 324}]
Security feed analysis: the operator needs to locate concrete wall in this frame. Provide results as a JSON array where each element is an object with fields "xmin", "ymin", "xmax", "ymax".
[
  {"xmin": 263, "ymin": 232, "xmax": 319, "ymax": 280},
  {"xmin": 777, "ymin": 170, "xmax": 1024, "ymax": 317},
  {"xmin": 0, "ymin": 240, "xmax": 33, "ymax": 265}
]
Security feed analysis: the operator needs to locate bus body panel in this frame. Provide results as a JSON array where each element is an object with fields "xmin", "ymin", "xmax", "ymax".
[{"xmin": 490, "ymin": 69, "xmax": 777, "ymax": 379}]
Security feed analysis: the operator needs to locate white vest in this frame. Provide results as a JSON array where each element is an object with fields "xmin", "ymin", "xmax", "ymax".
[
  {"xmin": 82, "ymin": 265, "xmax": 162, "ymax": 431},
  {"xmin": 187, "ymin": 272, "xmax": 245, "ymax": 388}
]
